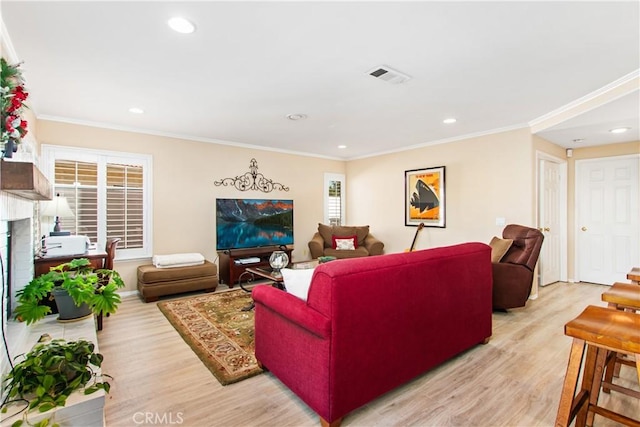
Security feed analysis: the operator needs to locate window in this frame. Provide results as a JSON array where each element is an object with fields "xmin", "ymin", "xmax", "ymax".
[
  {"xmin": 41, "ymin": 145, "xmax": 152, "ymax": 260},
  {"xmin": 324, "ymin": 173, "xmax": 345, "ymax": 226}
]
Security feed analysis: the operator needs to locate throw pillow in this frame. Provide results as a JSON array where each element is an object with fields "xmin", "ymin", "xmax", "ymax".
[
  {"xmin": 332, "ymin": 235, "xmax": 357, "ymax": 250},
  {"xmin": 281, "ymin": 268, "xmax": 315, "ymax": 301},
  {"xmin": 489, "ymin": 236, "xmax": 513, "ymax": 263}
]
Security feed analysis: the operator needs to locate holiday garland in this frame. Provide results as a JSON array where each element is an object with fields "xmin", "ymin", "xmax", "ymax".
[{"xmin": 1, "ymin": 57, "xmax": 29, "ymax": 148}]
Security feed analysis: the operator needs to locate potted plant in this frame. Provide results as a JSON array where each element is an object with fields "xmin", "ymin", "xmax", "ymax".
[
  {"xmin": 2, "ymin": 338, "xmax": 111, "ymax": 427},
  {"xmin": 14, "ymin": 258, "xmax": 125, "ymax": 325}
]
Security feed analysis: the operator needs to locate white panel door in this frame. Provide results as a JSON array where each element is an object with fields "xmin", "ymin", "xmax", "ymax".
[
  {"xmin": 577, "ymin": 156, "xmax": 639, "ymax": 285},
  {"xmin": 539, "ymin": 159, "xmax": 561, "ymax": 285}
]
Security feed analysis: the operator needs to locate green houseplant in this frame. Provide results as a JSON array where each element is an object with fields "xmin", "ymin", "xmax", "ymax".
[
  {"xmin": 14, "ymin": 258, "xmax": 125, "ymax": 325},
  {"xmin": 2, "ymin": 338, "xmax": 110, "ymax": 427}
]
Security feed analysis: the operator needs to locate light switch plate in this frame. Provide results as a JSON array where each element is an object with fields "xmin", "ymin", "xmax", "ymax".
[{"xmin": 495, "ymin": 217, "xmax": 506, "ymax": 226}]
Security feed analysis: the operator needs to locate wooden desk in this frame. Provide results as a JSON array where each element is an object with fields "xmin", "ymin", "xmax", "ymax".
[
  {"xmin": 34, "ymin": 249, "xmax": 108, "ymax": 276},
  {"xmin": 34, "ymin": 249, "xmax": 108, "ymax": 330}
]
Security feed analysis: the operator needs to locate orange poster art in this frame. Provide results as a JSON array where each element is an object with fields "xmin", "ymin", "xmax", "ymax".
[{"xmin": 405, "ymin": 166, "xmax": 446, "ymax": 227}]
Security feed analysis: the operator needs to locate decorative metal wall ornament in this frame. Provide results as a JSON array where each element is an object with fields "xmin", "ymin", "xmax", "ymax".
[{"xmin": 214, "ymin": 158, "xmax": 289, "ymax": 192}]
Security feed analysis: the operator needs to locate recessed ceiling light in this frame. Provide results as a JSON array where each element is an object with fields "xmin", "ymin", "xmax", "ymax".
[
  {"xmin": 128, "ymin": 107, "xmax": 144, "ymax": 114},
  {"xmin": 443, "ymin": 118, "xmax": 457, "ymax": 124},
  {"xmin": 609, "ymin": 127, "xmax": 630, "ymax": 134},
  {"xmin": 168, "ymin": 17, "xmax": 195, "ymax": 34},
  {"xmin": 338, "ymin": 145, "xmax": 347, "ymax": 149},
  {"xmin": 286, "ymin": 113, "xmax": 307, "ymax": 121}
]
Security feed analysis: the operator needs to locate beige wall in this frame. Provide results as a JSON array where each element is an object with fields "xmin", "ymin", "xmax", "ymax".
[
  {"xmin": 37, "ymin": 120, "xmax": 345, "ymax": 291},
  {"xmin": 35, "ymin": 117, "xmax": 639, "ymax": 295},
  {"xmin": 346, "ymin": 127, "xmax": 535, "ymax": 254}
]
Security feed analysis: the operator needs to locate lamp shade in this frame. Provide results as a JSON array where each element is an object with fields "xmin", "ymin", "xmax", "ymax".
[{"xmin": 41, "ymin": 195, "xmax": 75, "ymax": 218}]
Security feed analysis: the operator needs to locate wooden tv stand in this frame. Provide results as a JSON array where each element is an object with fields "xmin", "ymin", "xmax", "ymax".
[{"xmin": 218, "ymin": 246, "xmax": 293, "ymax": 287}]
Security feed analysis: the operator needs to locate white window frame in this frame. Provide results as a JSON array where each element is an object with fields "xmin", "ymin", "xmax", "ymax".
[
  {"xmin": 324, "ymin": 173, "xmax": 345, "ymax": 226},
  {"xmin": 41, "ymin": 145, "xmax": 153, "ymax": 260}
]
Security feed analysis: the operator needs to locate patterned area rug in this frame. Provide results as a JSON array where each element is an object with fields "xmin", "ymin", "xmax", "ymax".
[{"xmin": 157, "ymin": 289, "xmax": 263, "ymax": 385}]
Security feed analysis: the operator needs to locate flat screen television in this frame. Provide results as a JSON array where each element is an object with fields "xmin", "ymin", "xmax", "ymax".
[{"xmin": 216, "ymin": 198, "xmax": 294, "ymax": 251}]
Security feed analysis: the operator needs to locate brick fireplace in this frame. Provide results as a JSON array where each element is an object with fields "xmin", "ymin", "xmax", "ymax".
[{"xmin": 0, "ymin": 189, "xmax": 38, "ymax": 384}]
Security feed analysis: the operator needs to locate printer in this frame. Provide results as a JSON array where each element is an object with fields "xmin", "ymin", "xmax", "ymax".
[{"xmin": 44, "ymin": 235, "xmax": 90, "ymax": 257}]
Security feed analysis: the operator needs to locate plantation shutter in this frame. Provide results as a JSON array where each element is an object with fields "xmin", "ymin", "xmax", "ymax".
[
  {"xmin": 54, "ymin": 160, "xmax": 99, "ymax": 242},
  {"xmin": 106, "ymin": 163, "xmax": 144, "ymax": 249},
  {"xmin": 52, "ymin": 159, "xmax": 145, "ymax": 250},
  {"xmin": 328, "ymin": 180, "xmax": 342, "ymax": 226}
]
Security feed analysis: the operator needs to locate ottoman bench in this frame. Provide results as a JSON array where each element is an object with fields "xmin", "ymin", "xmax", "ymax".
[{"xmin": 137, "ymin": 260, "xmax": 218, "ymax": 303}]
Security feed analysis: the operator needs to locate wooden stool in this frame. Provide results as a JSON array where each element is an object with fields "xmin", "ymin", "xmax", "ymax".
[
  {"xmin": 601, "ymin": 282, "xmax": 640, "ymax": 399},
  {"xmin": 602, "ymin": 282, "xmax": 640, "ymax": 311},
  {"xmin": 555, "ymin": 305, "xmax": 640, "ymax": 427},
  {"xmin": 628, "ymin": 267, "xmax": 640, "ymax": 285}
]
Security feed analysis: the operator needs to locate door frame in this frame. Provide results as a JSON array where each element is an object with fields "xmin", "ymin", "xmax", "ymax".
[
  {"xmin": 536, "ymin": 151, "xmax": 568, "ymax": 285},
  {"xmin": 574, "ymin": 154, "xmax": 640, "ymax": 284}
]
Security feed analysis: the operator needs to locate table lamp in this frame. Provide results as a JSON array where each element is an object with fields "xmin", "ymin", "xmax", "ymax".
[{"xmin": 41, "ymin": 194, "xmax": 75, "ymax": 236}]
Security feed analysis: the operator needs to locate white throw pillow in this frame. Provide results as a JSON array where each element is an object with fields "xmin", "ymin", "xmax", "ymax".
[
  {"xmin": 281, "ymin": 268, "xmax": 315, "ymax": 301},
  {"xmin": 335, "ymin": 238, "xmax": 356, "ymax": 250}
]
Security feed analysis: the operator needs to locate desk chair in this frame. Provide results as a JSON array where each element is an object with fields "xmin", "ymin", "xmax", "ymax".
[
  {"xmin": 97, "ymin": 238, "xmax": 121, "ymax": 331},
  {"xmin": 104, "ymin": 238, "xmax": 121, "ymax": 270}
]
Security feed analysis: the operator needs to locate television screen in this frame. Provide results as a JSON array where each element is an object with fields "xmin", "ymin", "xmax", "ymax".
[{"xmin": 216, "ymin": 198, "xmax": 294, "ymax": 250}]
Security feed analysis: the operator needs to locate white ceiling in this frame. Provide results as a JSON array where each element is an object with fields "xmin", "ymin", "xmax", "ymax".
[{"xmin": 2, "ymin": 1, "xmax": 639, "ymax": 160}]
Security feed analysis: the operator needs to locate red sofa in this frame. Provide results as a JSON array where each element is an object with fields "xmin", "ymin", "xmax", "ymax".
[{"xmin": 252, "ymin": 242, "xmax": 493, "ymax": 426}]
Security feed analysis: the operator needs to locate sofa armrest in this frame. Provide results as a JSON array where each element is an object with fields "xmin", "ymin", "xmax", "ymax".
[
  {"xmin": 252, "ymin": 285, "xmax": 331, "ymax": 339},
  {"xmin": 308, "ymin": 232, "xmax": 325, "ymax": 259},
  {"xmin": 363, "ymin": 233, "xmax": 384, "ymax": 256}
]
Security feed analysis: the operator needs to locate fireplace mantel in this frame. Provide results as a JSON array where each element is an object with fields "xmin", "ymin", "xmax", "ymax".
[{"xmin": 0, "ymin": 159, "xmax": 52, "ymax": 201}]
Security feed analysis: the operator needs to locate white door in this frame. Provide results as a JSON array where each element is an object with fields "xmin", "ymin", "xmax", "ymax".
[
  {"xmin": 577, "ymin": 156, "xmax": 639, "ymax": 285},
  {"xmin": 539, "ymin": 159, "xmax": 561, "ymax": 285}
]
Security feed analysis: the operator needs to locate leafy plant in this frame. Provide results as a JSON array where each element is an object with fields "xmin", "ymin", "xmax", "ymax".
[
  {"xmin": 14, "ymin": 258, "xmax": 125, "ymax": 325},
  {"xmin": 2, "ymin": 338, "xmax": 111, "ymax": 427}
]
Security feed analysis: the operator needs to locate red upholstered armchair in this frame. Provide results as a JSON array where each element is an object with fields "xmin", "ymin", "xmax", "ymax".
[{"xmin": 492, "ymin": 224, "xmax": 544, "ymax": 310}]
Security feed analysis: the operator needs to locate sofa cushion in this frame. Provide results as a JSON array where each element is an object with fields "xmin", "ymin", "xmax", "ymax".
[
  {"xmin": 323, "ymin": 247, "xmax": 369, "ymax": 258},
  {"xmin": 332, "ymin": 235, "xmax": 357, "ymax": 250}
]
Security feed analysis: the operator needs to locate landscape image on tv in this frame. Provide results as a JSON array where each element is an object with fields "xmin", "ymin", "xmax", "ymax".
[{"xmin": 216, "ymin": 198, "xmax": 294, "ymax": 250}]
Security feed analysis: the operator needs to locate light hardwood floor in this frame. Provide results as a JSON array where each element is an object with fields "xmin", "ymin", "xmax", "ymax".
[{"xmin": 99, "ymin": 282, "xmax": 639, "ymax": 427}]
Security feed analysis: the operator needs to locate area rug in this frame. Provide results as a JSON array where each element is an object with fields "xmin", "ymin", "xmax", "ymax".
[{"xmin": 157, "ymin": 289, "xmax": 263, "ymax": 385}]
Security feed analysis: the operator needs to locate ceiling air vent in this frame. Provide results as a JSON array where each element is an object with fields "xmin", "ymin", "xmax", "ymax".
[{"xmin": 367, "ymin": 65, "xmax": 411, "ymax": 84}]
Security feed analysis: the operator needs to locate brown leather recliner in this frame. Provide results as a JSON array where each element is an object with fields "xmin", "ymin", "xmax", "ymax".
[{"xmin": 492, "ymin": 224, "xmax": 544, "ymax": 310}]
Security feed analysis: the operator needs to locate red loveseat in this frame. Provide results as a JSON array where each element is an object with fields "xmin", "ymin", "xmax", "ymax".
[{"xmin": 252, "ymin": 242, "xmax": 493, "ymax": 427}]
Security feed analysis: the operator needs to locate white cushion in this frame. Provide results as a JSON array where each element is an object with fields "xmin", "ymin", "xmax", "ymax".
[
  {"xmin": 335, "ymin": 238, "xmax": 356, "ymax": 250},
  {"xmin": 281, "ymin": 268, "xmax": 315, "ymax": 301}
]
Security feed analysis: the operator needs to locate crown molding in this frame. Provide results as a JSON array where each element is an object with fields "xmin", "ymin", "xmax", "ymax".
[{"xmin": 529, "ymin": 69, "xmax": 640, "ymax": 133}]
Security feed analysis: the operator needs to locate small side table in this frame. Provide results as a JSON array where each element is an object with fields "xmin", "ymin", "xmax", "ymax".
[{"xmin": 627, "ymin": 267, "xmax": 640, "ymax": 284}]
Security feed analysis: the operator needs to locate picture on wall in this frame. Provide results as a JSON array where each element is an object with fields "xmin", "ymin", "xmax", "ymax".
[{"xmin": 405, "ymin": 166, "xmax": 446, "ymax": 227}]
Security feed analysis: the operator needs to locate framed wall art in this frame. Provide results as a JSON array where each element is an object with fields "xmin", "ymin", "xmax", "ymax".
[{"xmin": 405, "ymin": 166, "xmax": 446, "ymax": 227}]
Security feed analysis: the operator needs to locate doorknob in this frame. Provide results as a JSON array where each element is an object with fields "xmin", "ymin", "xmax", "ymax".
[
  {"xmin": 581, "ymin": 226, "xmax": 587, "ymax": 231},
  {"xmin": 544, "ymin": 227, "xmax": 550, "ymax": 232}
]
